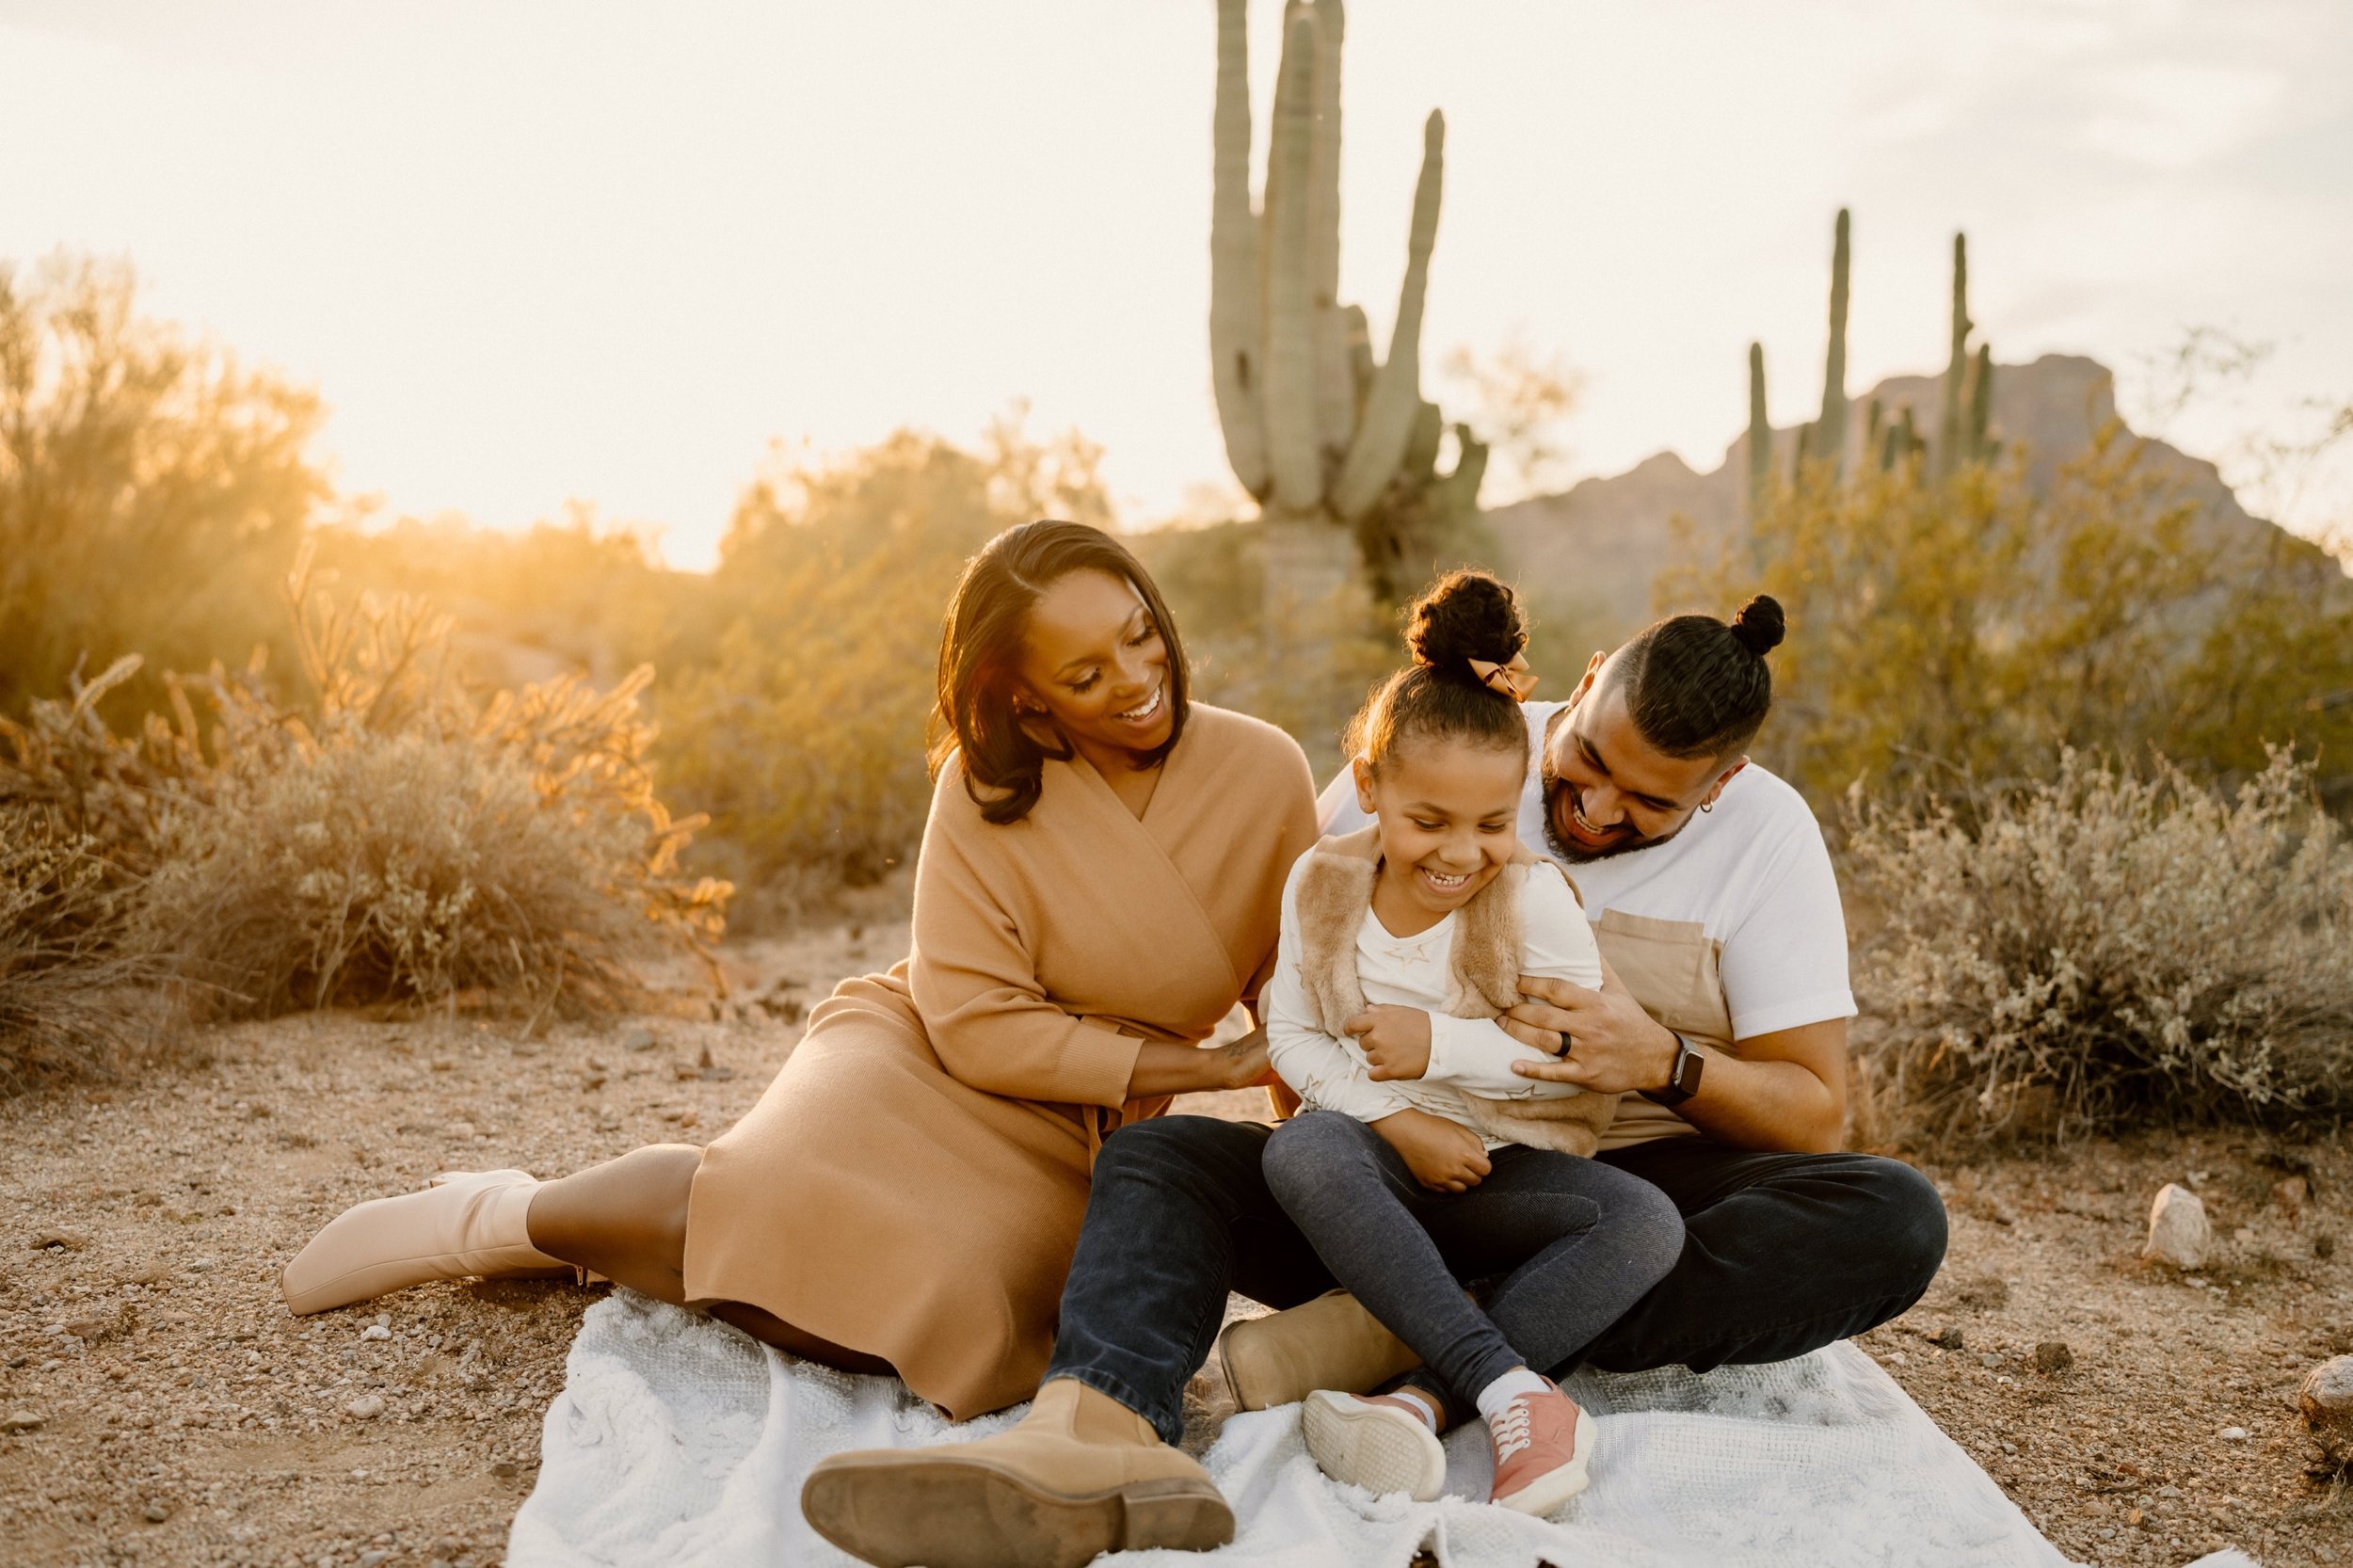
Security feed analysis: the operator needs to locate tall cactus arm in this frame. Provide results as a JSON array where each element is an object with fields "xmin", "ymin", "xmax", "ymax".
[
  {"xmin": 1209, "ymin": 0, "xmax": 1269, "ymax": 499},
  {"xmin": 1343, "ymin": 303, "xmax": 1374, "ymax": 414},
  {"xmin": 1816, "ymin": 207, "xmax": 1850, "ymax": 479},
  {"xmin": 1401, "ymin": 398, "xmax": 1445, "ymax": 485},
  {"xmin": 1262, "ymin": 8, "xmax": 1324, "ymax": 514},
  {"xmin": 1307, "ymin": 0, "xmax": 1355, "ymax": 461},
  {"xmin": 1429, "ymin": 423, "xmax": 1488, "ymax": 519},
  {"xmin": 1258, "ymin": 3, "xmax": 1309, "ymax": 347},
  {"xmin": 1747, "ymin": 342, "xmax": 1771, "ymax": 512},
  {"xmin": 1934, "ymin": 232, "xmax": 1970, "ymax": 480},
  {"xmin": 1967, "ymin": 343, "xmax": 1994, "ymax": 464},
  {"xmin": 1332, "ymin": 109, "xmax": 1445, "ymax": 522}
]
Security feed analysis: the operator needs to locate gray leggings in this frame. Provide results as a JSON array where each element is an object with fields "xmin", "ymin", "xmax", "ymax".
[{"xmin": 1262, "ymin": 1110, "xmax": 1686, "ymax": 1407}]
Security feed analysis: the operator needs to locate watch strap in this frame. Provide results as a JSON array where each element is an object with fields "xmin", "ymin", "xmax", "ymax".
[{"xmin": 1640, "ymin": 1032, "xmax": 1703, "ymax": 1107}]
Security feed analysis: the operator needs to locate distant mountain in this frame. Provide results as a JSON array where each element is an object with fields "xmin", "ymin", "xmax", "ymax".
[{"xmin": 1482, "ymin": 353, "xmax": 2284, "ymax": 645}]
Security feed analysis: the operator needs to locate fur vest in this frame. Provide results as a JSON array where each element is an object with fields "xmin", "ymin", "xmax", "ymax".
[{"xmin": 1291, "ymin": 826, "xmax": 1621, "ymax": 1158}]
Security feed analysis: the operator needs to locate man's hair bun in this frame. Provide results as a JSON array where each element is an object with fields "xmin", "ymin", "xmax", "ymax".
[
  {"xmin": 1405, "ymin": 569, "xmax": 1527, "ymax": 681},
  {"xmin": 1729, "ymin": 595, "xmax": 1785, "ymax": 657}
]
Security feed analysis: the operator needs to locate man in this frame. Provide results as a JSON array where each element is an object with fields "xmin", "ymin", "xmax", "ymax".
[{"xmin": 801, "ymin": 600, "xmax": 1948, "ymax": 1568}]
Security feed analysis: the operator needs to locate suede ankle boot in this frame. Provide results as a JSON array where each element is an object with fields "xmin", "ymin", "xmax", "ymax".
[
  {"xmin": 800, "ymin": 1377, "xmax": 1233, "ymax": 1568},
  {"xmin": 1217, "ymin": 1288, "xmax": 1422, "ymax": 1412},
  {"xmin": 280, "ymin": 1169, "xmax": 571, "ymax": 1315}
]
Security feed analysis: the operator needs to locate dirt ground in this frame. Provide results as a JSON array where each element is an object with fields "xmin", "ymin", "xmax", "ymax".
[{"xmin": 4, "ymin": 917, "xmax": 2352, "ymax": 1568}]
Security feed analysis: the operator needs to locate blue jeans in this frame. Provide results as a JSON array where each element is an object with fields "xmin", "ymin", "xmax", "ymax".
[
  {"xmin": 1046, "ymin": 1116, "xmax": 1947, "ymax": 1446},
  {"xmin": 1262, "ymin": 1112, "xmax": 1684, "ymax": 1407}
]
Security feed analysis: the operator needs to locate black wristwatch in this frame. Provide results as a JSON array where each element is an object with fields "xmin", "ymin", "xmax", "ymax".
[{"xmin": 1641, "ymin": 1032, "xmax": 1705, "ymax": 1107}]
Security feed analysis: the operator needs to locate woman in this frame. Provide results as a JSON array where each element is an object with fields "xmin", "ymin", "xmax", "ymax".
[{"xmin": 281, "ymin": 520, "xmax": 1320, "ymax": 1421}]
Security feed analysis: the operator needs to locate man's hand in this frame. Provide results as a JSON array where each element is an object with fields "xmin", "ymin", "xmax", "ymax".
[
  {"xmin": 1370, "ymin": 1108, "xmax": 1492, "ymax": 1192},
  {"xmin": 1343, "ymin": 1005, "xmax": 1433, "ymax": 1081},
  {"xmin": 1504, "ymin": 953, "xmax": 1681, "ymax": 1096}
]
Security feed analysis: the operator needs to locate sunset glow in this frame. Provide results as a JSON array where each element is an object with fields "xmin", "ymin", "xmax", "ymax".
[{"xmin": 3, "ymin": 0, "xmax": 2345, "ymax": 566}]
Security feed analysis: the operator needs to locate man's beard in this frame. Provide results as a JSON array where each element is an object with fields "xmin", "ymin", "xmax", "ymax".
[{"xmin": 1538, "ymin": 764, "xmax": 1692, "ymax": 864}]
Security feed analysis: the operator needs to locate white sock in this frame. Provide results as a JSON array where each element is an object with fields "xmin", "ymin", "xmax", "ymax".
[
  {"xmin": 1475, "ymin": 1368, "xmax": 1551, "ymax": 1424},
  {"xmin": 1383, "ymin": 1385, "xmax": 1443, "ymax": 1432}
]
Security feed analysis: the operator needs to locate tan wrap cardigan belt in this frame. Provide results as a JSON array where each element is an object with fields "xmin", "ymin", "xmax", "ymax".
[{"xmin": 683, "ymin": 704, "xmax": 1318, "ymax": 1420}]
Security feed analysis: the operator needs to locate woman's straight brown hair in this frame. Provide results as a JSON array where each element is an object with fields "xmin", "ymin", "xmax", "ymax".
[{"xmin": 928, "ymin": 520, "xmax": 1192, "ymax": 824}]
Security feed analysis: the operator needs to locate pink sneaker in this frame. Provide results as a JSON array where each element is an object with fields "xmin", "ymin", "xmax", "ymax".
[
  {"xmin": 1487, "ymin": 1378, "xmax": 1593, "ymax": 1516},
  {"xmin": 1300, "ymin": 1389, "xmax": 1448, "ymax": 1501}
]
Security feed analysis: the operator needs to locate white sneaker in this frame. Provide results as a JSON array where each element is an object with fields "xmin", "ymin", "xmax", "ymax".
[{"xmin": 1300, "ymin": 1389, "xmax": 1448, "ymax": 1501}]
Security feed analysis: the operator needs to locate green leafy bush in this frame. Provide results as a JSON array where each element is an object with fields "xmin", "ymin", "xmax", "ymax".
[{"xmin": 1844, "ymin": 750, "xmax": 2353, "ymax": 1144}]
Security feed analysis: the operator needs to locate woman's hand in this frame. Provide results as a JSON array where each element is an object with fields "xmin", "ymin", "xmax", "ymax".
[
  {"xmin": 1371, "ymin": 1108, "xmax": 1492, "ymax": 1193},
  {"xmin": 1215, "ymin": 1026, "xmax": 1273, "ymax": 1092},
  {"xmin": 1344, "ymin": 1005, "xmax": 1433, "ymax": 1081},
  {"xmin": 1124, "ymin": 1028, "xmax": 1272, "ymax": 1097}
]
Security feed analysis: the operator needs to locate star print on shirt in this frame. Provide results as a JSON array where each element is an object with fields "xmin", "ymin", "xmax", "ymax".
[{"xmin": 1385, "ymin": 937, "xmax": 1436, "ymax": 970}]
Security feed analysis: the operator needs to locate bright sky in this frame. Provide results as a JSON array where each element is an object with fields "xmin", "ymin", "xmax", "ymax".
[{"xmin": 3, "ymin": 0, "xmax": 2346, "ymax": 568}]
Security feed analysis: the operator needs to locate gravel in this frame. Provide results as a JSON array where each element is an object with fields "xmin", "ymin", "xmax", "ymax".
[{"xmin": 6, "ymin": 909, "xmax": 2351, "ymax": 1566}]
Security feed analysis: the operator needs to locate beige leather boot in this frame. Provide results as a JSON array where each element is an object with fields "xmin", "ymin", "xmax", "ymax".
[
  {"xmin": 1217, "ymin": 1289, "xmax": 1423, "ymax": 1413},
  {"xmin": 800, "ymin": 1377, "xmax": 1233, "ymax": 1568},
  {"xmin": 280, "ymin": 1169, "xmax": 571, "ymax": 1315}
]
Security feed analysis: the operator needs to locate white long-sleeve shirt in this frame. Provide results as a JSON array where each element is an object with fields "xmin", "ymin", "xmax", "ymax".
[{"xmin": 1264, "ymin": 854, "xmax": 1607, "ymax": 1149}]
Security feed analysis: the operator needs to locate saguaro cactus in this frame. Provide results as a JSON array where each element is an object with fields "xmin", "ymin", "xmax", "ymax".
[
  {"xmin": 1747, "ymin": 343, "xmax": 1772, "ymax": 515},
  {"xmin": 1746, "ymin": 214, "xmax": 1993, "ymax": 488},
  {"xmin": 1209, "ymin": 0, "xmax": 1476, "ymax": 600},
  {"xmin": 1932, "ymin": 234, "xmax": 1969, "ymax": 479},
  {"xmin": 1810, "ymin": 208, "xmax": 1851, "ymax": 480},
  {"xmin": 1926, "ymin": 234, "xmax": 1999, "ymax": 476},
  {"xmin": 1761, "ymin": 209, "xmax": 1854, "ymax": 495}
]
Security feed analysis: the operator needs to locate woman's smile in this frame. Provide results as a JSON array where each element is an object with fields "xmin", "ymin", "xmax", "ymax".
[{"xmin": 1112, "ymin": 684, "xmax": 1165, "ymax": 727}]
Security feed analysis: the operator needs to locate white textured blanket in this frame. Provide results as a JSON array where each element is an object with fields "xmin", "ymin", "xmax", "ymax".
[{"xmin": 511, "ymin": 1290, "xmax": 2102, "ymax": 1568}]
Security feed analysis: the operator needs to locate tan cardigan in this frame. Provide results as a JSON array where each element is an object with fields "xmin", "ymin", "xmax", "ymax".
[{"xmin": 683, "ymin": 704, "xmax": 1318, "ymax": 1419}]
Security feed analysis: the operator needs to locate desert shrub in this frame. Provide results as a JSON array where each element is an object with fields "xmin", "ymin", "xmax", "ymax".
[
  {"xmin": 0, "ymin": 253, "xmax": 327, "ymax": 722},
  {"xmin": 0, "ymin": 652, "xmax": 219, "ymax": 877},
  {"xmin": 1845, "ymin": 750, "xmax": 2353, "ymax": 1144},
  {"xmin": 309, "ymin": 505, "xmax": 692, "ymax": 686},
  {"xmin": 0, "ymin": 805, "xmax": 179, "ymax": 1095},
  {"xmin": 657, "ymin": 419, "xmax": 1112, "ymax": 906},
  {"xmin": 4, "ymin": 556, "xmax": 728, "ymax": 1019},
  {"xmin": 1663, "ymin": 433, "xmax": 2353, "ymax": 810}
]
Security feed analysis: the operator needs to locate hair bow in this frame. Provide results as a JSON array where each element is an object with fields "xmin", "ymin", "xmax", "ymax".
[{"xmin": 1468, "ymin": 653, "xmax": 1539, "ymax": 702}]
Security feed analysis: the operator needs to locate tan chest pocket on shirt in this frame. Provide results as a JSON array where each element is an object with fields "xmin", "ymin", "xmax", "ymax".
[
  {"xmin": 1593, "ymin": 910, "xmax": 1733, "ymax": 1048},
  {"xmin": 1591, "ymin": 910, "xmax": 1733, "ymax": 1151}
]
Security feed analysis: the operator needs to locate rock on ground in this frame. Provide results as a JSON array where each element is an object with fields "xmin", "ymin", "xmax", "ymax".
[
  {"xmin": 2298, "ymin": 1355, "xmax": 2353, "ymax": 1468},
  {"xmin": 2144, "ymin": 1182, "xmax": 2212, "ymax": 1269}
]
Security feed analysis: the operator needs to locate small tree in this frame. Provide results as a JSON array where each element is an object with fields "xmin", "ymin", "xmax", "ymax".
[
  {"xmin": 0, "ymin": 253, "xmax": 328, "ymax": 719},
  {"xmin": 659, "ymin": 419, "xmax": 1114, "ymax": 910}
]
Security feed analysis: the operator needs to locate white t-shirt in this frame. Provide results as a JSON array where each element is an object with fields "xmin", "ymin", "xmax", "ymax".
[
  {"xmin": 1318, "ymin": 699, "xmax": 1855, "ymax": 1044},
  {"xmin": 1264, "ymin": 858, "xmax": 1607, "ymax": 1149}
]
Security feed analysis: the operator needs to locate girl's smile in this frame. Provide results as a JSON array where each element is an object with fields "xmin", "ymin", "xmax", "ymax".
[{"xmin": 1353, "ymin": 740, "xmax": 1530, "ymax": 937}]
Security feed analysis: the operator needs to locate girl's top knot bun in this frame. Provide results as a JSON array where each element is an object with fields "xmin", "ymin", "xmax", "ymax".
[
  {"xmin": 1729, "ymin": 595, "xmax": 1785, "ymax": 657},
  {"xmin": 1404, "ymin": 569, "xmax": 1528, "ymax": 683}
]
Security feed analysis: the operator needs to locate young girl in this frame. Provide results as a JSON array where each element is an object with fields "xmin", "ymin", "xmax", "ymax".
[{"xmin": 1262, "ymin": 570, "xmax": 1685, "ymax": 1516}]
